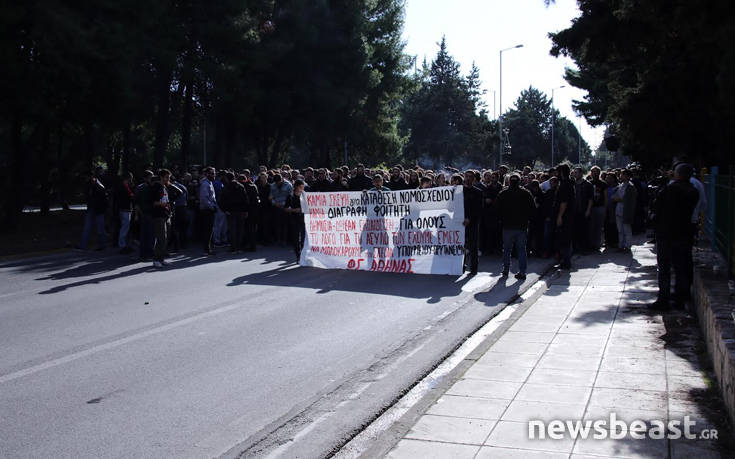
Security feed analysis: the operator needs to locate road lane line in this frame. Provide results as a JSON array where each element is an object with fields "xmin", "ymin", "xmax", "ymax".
[{"xmin": 0, "ymin": 298, "xmax": 250, "ymax": 385}]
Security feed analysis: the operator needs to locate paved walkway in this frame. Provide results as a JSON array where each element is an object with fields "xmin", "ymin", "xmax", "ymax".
[{"xmin": 386, "ymin": 243, "xmax": 732, "ymax": 458}]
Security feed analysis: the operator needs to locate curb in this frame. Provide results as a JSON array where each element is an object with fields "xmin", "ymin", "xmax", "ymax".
[{"xmin": 335, "ymin": 264, "xmax": 559, "ymax": 458}]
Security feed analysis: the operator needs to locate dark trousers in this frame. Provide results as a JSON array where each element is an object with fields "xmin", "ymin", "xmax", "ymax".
[
  {"xmin": 556, "ymin": 221, "xmax": 573, "ymax": 267},
  {"xmin": 502, "ymin": 229, "xmax": 528, "ymax": 274},
  {"xmin": 543, "ymin": 219, "xmax": 555, "ymax": 255},
  {"xmin": 465, "ymin": 221, "xmax": 480, "ymax": 272},
  {"xmin": 172, "ymin": 205, "xmax": 188, "ymax": 250},
  {"xmin": 529, "ymin": 216, "xmax": 544, "ymax": 255},
  {"xmin": 228, "ymin": 212, "xmax": 246, "ymax": 250},
  {"xmin": 480, "ymin": 212, "xmax": 501, "ymax": 254},
  {"xmin": 200, "ymin": 208, "xmax": 216, "ymax": 253},
  {"xmin": 257, "ymin": 207, "xmax": 271, "ymax": 244},
  {"xmin": 139, "ymin": 213, "xmax": 154, "ymax": 259},
  {"xmin": 290, "ymin": 218, "xmax": 306, "ymax": 259},
  {"xmin": 657, "ymin": 238, "xmax": 693, "ymax": 303},
  {"xmin": 604, "ymin": 214, "xmax": 619, "ymax": 248},
  {"xmin": 152, "ymin": 217, "xmax": 170, "ymax": 262},
  {"xmin": 80, "ymin": 211, "xmax": 106, "ymax": 249},
  {"xmin": 573, "ymin": 213, "xmax": 590, "ymax": 252},
  {"xmin": 273, "ymin": 207, "xmax": 288, "ymax": 243},
  {"xmin": 244, "ymin": 216, "xmax": 257, "ymax": 250}
]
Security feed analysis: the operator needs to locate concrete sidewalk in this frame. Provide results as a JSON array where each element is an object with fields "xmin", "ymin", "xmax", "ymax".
[{"xmin": 385, "ymin": 243, "xmax": 732, "ymax": 458}]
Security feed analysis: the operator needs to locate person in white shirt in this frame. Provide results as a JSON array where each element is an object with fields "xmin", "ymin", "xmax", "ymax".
[
  {"xmin": 199, "ymin": 167, "xmax": 217, "ymax": 254},
  {"xmin": 612, "ymin": 169, "xmax": 637, "ymax": 251},
  {"xmin": 690, "ymin": 174, "xmax": 707, "ymax": 225}
]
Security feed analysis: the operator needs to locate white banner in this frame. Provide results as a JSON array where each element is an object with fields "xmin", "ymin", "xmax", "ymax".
[{"xmin": 299, "ymin": 186, "xmax": 465, "ymax": 275}]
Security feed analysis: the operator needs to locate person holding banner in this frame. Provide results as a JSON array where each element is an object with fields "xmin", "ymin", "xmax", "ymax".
[
  {"xmin": 388, "ymin": 167, "xmax": 409, "ymax": 190},
  {"xmin": 461, "ymin": 171, "xmax": 483, "ymax": 275},
  {"xmin": 369, "ymin": 174, "xmax": 391, "ymax": 192},
  {"xmin": 348, "ymin": 164, "xmax": 373, "ymax": 191},
  {"xmin": 496, "ymin": 173, "xmax": 536, "ymax": 280},
  {"xmin": 285, "ymin": 179, "xmax": 306, "ymax": 262}
]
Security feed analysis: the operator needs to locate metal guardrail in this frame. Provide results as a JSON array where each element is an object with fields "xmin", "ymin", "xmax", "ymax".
[{"xmin": 703, "ymin": 166, "xmax": 735, "ymax": 278}]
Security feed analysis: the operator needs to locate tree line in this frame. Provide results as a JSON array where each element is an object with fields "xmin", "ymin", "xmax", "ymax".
[
  {"xmin": 0, "ymin": 1, "xmax": 587, "ymax": 224},
  {"xmin": 549, "ymin": 0, "xmax": 735, "ymax": 169}
]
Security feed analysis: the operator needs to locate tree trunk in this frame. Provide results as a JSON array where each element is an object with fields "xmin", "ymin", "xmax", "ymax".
[
  {"xmin": 224, "ymin": 120, "xmax": 235, "ymax": 168},
  {"xmin": 106, "ymin": 143, "xmax": 115, "ymax": 176},
  {"xmin": 269, "ymin": 129, "xmax": 283, "ymax": 167},
  {"xmin": 57, "ymin": 122, "xmax": 69, "ymax": 210},
  {"xmin": 320, "ymin": 141, "xmax": 330, "ymax": 168},
  {"xmin": 214, "ymin": 115, "xmax": 227, "ymax": 169},
  {"xmin": 122, "ymin": 122, "xmax": 132, "ymax": 174},
  {"xmin": 40, "ymin": 126, "xmax": 51, "ymax": 215},
  {"xmin": 5, "ymin": 112, "xmax": 26, "ymax": 228},
  {"xmin": 153, "ymin": 70, "xmax": 172, "ymax": 168},
  {"xmin": 256, "ymin": 133, "xmax": 267, "ymax": 166},
  {"xmin": 85, "ymin": 123, "xmax": 95, "ymax": 172},
  {"xmin": 180, "ymin": 78, "xmax": 194, "ymax": 169}
]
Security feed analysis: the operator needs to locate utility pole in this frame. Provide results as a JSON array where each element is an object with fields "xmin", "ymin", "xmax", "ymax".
[
  {"xmin": 498, "ymin": 44, "xmax": 523, "ymax": 168},
  {"xmin": 551, "ymin": 85, "xmax": 565, "ymax": 166}
]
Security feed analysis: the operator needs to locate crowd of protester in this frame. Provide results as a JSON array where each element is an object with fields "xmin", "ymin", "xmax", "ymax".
[{"xmin": 77, "ymin": 160, "xmax": 705, "ymax": 309}]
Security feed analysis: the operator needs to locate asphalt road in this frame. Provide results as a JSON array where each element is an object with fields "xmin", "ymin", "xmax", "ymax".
[{"xmin": 0, "ymin": 247, "xmax": 550, "ymax": 458}]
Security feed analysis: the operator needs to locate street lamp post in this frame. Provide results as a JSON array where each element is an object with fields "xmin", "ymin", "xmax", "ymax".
[
  {"xmin": 492, "ymin": 90, "xmax": 496, "ymax": 119},
  {"xmin": 550, "ymin": 85, "xmax": 565, "ymax": 167},
  {"xmin": 498, "ymin": 44, "xmax": 523, "ymax": 168}
]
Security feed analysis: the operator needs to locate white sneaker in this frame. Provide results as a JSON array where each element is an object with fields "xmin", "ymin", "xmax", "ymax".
[{"xmin": 153, "ymin": 261, "xmax": 163, "ymax": 268}]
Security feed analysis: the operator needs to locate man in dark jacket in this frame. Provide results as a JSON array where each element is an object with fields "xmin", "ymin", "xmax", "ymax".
[
  {"xmin": 220, "ymin": 172, "xmax": 249, "ymax": 252},
  {"xmin": 541, "ymin": 176, "xmax": 559, "ymax": 256},
  {"xmin": 240, "ymin": 170, "xmax": 260, "ymax": 251},
  {"xmin": 387, "ymin": 167, "xmax": 409, "ymax": 191},
  {"xmin": 150, "ymin": 169, "xmax": 183, "ymax": 268},
  {"xmin": 170, "ymin": 174, "xmax": 189, "ymax": 252},
  {"xmin": 572, "ymin": 167, "xmax": 594, "ymax": 252},
  {"xmin": 255, "ymin": 172, "xmax": 272, "ymax": 245},
  {"xmin": 135, "ymin": 170, "xmax": 155, "ymax": 259},
  {"xmin": 553, "ymin": 164, "xmax": 575, "ymax": 269},
  {"xmin": 330, "ymin": 168, "xmax": 349, "ymax": 191},
  {"xmin": 115, "ymin": 172, "xmax": 135, "ymax": 254},
  {"xmin": 651, "ymin": 163, "xmax": 699, "ymax": 310},
  {"xmin": 348, "ymin": 164, "xmax": 373, "ymax": 191},
  {"xmin": 308, "ymin": 168, "xmax": 332, "ymax": 192},
  {"xmin": 478, "ymin": 171, "xmax": 503, "ymax": 255},
  {"xmin": 285, "ymin": 179, "xmax": 307, "ymax": 262},
  {"xmin": 79, "ymin": 166, "xmax": 108, "ymax": 250},
  {"xmin": 461, "ymin": 170, "xmax": 483, "ymax": 275},
  {"xmin": 496, "ymin": 173, "xmax": 537, "ymax": 279}
]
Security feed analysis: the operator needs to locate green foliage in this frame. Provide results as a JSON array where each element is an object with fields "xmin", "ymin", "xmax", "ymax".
[
  {"xmin": 0, "ymin": 0, "xmax": 408, "ymax": 220},
  {"xmin": 400, "ymin": 37, "xmax": 493, "ymax": 168},
  {"xmin": 502, "ymin": 86, "xmax": 590, "ymax": 167},
  {"xmin": 550, "ymin": 0, "xmax": 735, "ymax": 168},
  {"xmin": 1, "ymin": 0, "xmax": 601, "ymax": 224}
]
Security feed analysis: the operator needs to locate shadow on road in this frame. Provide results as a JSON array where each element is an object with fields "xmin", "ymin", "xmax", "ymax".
[
  {"xmin": 227, "ymin": 264, "xmax": 473, "ymax": 303},
  {"xmin": 30, "ymin": 251, "xmax": 244, "ymax": 294},
  {"xmin": 473, "ymin": 275, "xmax": 523, "ymax": 307}
]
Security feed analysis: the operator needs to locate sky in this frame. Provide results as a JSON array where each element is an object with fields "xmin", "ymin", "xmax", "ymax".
[{"xmin": 401, "ymin": 0, "xmax": 604, "ymax": 151}]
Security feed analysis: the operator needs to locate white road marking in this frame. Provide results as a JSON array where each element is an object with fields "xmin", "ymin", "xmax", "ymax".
[{"xmin": 0, "ymin": 298, "xmax": 249, "ymax": 385}]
